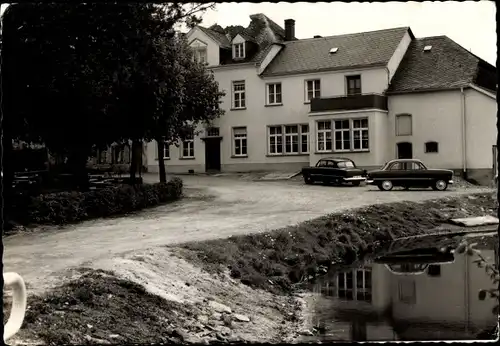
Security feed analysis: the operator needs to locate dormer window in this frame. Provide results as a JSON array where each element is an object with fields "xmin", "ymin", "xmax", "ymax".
[
  {"xmin": 194, "ymin": 48, "xmax": 207, "ymax": 64},
  {"xmin": 233, "ymin": 43, "xmax": 245, "ymax": 59}
]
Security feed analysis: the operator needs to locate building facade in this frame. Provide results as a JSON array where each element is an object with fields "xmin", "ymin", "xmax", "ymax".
[{"xmin": 145, "ymin": 14, "xmax": 497, "ymax": 184}]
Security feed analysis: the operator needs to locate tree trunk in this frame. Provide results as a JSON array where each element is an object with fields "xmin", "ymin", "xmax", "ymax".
[
  {"xmin": 156, "ymin": 137, "xmax": 167, "ymax": 183},
  {"xmin": 69, "ymin": 149, "xmax": 89, "ymax": 191},
  {"xmin": 129, "ymin": 140, "xmax": 142, "ymax": 183}
]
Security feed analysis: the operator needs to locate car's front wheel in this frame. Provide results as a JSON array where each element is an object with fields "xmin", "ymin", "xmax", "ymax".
[
  {"xmin": 352, "ymin": 181, "xmax": 361, "ymax": 186},
  {"xmin": 432, "ymin": 179, "xmax": 448, "ymax": 191},
  {"xmin": 380, "ymin": 180, "xmax": 393, "ymax": 191},
  {"xmin": 303, "ymin": 175, "xmax": 313, "ymax": 184}
]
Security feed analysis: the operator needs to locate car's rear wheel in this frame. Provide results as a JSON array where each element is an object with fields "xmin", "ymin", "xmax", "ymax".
[
  {"xmin": 352, "ymin": 181, "xmax": 361, "ymax": 186},
  {"xmin": 380, "ymin": 180, "xmax": 393, "ymax": 191},
  {"xmin": 432, "ymin": 179, "xmax": 448, "ymax": 191},
  {"xmin": 304, "ymin": 175, "xmax": 313, "ymax": 184}
]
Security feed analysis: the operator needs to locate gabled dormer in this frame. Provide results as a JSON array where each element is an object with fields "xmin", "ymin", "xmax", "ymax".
[
  {"xmin": 189, "ymin": 38, "xmax": 208, "ymax": 64},
  {"xmin": 231, "ymin": 32, "xmax": 258, "ymax": 61}
]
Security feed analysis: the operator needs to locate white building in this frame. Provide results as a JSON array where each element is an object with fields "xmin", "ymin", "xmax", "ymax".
[{"xmin": 145, "ymin": 14, "xmax": 497, "ymax": 185}]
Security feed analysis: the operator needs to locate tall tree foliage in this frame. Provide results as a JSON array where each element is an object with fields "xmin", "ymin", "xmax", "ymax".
[{"xmin": 1, "ymin": 2, "xmax": 219, "ymax": 188}]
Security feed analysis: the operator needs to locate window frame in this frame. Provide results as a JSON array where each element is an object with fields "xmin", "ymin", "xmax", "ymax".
[
  {"xmin": 425, "ymin": 141, "xmax": 439, "ymax": 153},
  {"xmin": 194, "ymin": 47, "xmax": 207, "ymax": 64},
  {"xmin": 316, "ymin": 120, "xmax": 332, "ymax": 152},
  {"xmin": 232, "ymin": 81, "xmax": 246, "ymax": 109},
  {"xmin": 396, "ymin": 113, "xmax": 413, "ymax": 136},
  {"xmin": 284, "ymin": 125, "xmax": 299, "ymax": 154},
  {"xmin": 266, "ymin": 82, "xmax": 283, "ymax": 105},
  {"xmin": 233, "ymin": 43, "xmax": 245, "ymax": 59},
  {"xmin": 180, "ymin": 132, "xmax": 195, "ymax": 159},
  {"xmin": 346, "ymin": 75, "xmax": 362, "ymax": 95},
  {"xmin": 316, "ymin": 118, "xmax": 370, "ymax": 153},
  {"xmin": 267, "ymin": 124, "xmax": 310, "ymax": 155},
  {"xmin": 232, "ymin": 127, "xmax": 248, "ymax": 157},
  {"xmin": 305, "ymin": 79, "xmax": 321, "ymax": 103}
]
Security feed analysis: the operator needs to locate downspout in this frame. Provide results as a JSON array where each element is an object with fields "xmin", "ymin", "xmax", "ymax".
[
  {"xmin": 385, "ymin": 67, "xmax": 391, "ymax": 90},
  {"xmin": 460, "ymin": 87, "xmax": 467, "ymax": 177}
]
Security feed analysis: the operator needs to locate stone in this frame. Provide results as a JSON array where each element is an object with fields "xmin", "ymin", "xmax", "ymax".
[
  {"xmin": 208, "ymin": 300, "xmax": 232, "ymax": 314},
  {"xmin": 185, "ymin": 335, "xmax": 203, "ymax": 344},
  {"xmin": 109, "ymin": 334, "xmax": 121, "ymax": 339},
  {"xmin": 214, "ymin": 325, "xmax": 232, "ymax": 336},
  {"xmin": 211, "ymin": 312, "xmax": 222, "ymax": 320},
  {"xmin": 197, "ymin": 315, "xmax": 209, "ymax": 324},
  {"xmin": 233, "ymin": 314, "xmax": 250, "ymax": 322},
  {"xmin": 173, "ymin": 328, "xmax": 190, "ymax": 341},
  {"xmin": 299, "ymin": 329, "xmax": 314, "ymax": 336}
]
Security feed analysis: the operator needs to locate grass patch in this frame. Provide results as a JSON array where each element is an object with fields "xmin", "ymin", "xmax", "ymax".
[{"xmin": 179, "ymin": 192, "xmax": 497, "ymax": 294}]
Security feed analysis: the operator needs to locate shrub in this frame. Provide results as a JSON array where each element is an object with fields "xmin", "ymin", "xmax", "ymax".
[{"xmin": 19, "ymin": 178, "xmax": 183, "ymax": 225}]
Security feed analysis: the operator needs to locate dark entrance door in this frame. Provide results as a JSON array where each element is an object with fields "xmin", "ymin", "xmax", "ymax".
[
  {"xmin": 204, "ymin": 138, "xmax": 221, "ymax": 172},
  {"xmin": 397, "ymin": 142, "xmax": 413, "ymax": 159}
]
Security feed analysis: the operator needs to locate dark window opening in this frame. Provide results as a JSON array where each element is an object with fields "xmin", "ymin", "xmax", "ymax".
[
  {"xmin": 427, "ymin": 265, "xmax": 441, "ymax": 277},
  {"xmin": 346, "ymin": 75, "xmax": 361, "ymax": 95},
  {"xmin": 425, "ymin": 141, "xmax": 439, "ymax": 153}
]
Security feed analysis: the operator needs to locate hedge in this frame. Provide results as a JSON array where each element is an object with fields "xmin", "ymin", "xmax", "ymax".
[{"xmin": 21, "ymin": 177, "xmax": 183, "ymax": 225}]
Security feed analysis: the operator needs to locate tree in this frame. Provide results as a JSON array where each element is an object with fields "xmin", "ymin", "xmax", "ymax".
[
  {"xmin": 1, "ymin": 3, "xmax": 218, "ymax": 188},
  {"xmin": 152, "ymin": 34, "xmax": 225, "ymax": 183}
]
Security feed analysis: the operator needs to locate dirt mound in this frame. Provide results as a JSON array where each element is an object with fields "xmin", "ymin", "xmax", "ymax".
[{"xmin": 5, "ymin": 255, "xmax": 301, "ymax": 345}]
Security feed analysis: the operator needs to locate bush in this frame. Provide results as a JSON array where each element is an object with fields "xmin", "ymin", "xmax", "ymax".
[{"xmin": 19, "ymin": 178, "xmax": 183, "ymax": 225}]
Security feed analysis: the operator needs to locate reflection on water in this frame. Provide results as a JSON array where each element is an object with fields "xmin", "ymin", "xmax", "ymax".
[{"xmin": 307, "ymin": 233, "xmax": 499, "ymax": 342}]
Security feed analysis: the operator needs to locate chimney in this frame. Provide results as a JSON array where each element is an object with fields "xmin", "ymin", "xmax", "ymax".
[{"xmin": 284, "ymin": 19, "xmax": 295, "ymax": 41}]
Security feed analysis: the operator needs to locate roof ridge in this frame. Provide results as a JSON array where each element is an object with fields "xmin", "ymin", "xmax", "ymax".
[{"xmin": 286, "ymin": 26, "xmax": 410, "ymax": 44}]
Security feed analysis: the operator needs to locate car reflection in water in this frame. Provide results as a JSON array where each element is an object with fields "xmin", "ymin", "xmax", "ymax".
[{"xmin": 307, "ymin": 232, "xmax": 499, "ymax": 342}]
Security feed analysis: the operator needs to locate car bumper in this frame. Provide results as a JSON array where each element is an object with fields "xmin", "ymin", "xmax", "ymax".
[{"xmin": 343, "ymin": 176, "xmax": 366, "ymax": 182}]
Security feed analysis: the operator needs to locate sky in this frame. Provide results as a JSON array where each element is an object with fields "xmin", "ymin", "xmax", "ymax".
[{"xmin": 1, "ymin": 1, "xmax": 496, "ymax": 65}]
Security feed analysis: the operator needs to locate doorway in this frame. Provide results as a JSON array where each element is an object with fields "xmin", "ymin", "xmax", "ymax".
[
  {"xmin": 397, "ymin": 142, "xmax": 413, "ymax": 159},
  {"xmin": 204, "ymin": 138, "xmax": 221, "ymax": 172}
]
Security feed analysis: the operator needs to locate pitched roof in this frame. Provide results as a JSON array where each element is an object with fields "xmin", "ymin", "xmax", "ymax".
[
  {"xmin": 195, "ymin": 14, "xmax": 289, "ymax": 65},
  {"xmin": 387, "ymin": 36, "xmax": 497, "ymax": 93},
  {"xmin": 261, "ymin": 27, "xmax": 411, "ymax": 77},
  {"xmin": 197, "ymin": 25, "xmax": 231, "ymax": 49}
]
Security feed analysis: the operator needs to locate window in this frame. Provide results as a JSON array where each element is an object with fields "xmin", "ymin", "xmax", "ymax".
[
  {"xmin": 338, "ymin": 271, "xmax": 354, "ymax": 300},
  {"xmin": 305, "ymin": 79, "xmax": 321, "ymax": 102},
  {"xmin": 232, "ymin": 81, "xmax": 246, "ymax": 109},
  {"xmin": 194, "ymin": 48, "xmax": 207, "ymax": 64},
  {"xmin": 396, "ymin": 114, "xmax": 412, "ymax": 136},
  {"xmin": 317, "ymin": 121, "xmax": 332, "ymax": 152},
  {"xmin": 206, "ymin": 127, "xmax": 220, "ymax": 137},
  {"xmin": 337, "ymin": 160, "xmax": 355, "ymax": 168},
  {"xmin": 233, "ymin": 127, "xmax": 247, "ymax": 157},
  {"xmin": 267, "ymin": 83, "xmax": 282, "ymax": 105},
  {"xmin": 301, "ymin": 125, "xmax": 309, "ymax": 153},
  {"xmin": 181, "ymin": 132, "xmax": 194, "ymax": 158},
  {"xmin": 316, "ymin": 118, "xmax": 369, "ymax": 153},
  {"xmin": 352, "ymin": 119, "xmax": 369, "ymax": 150},
  {"xmin": 268, "ymin": 124, "xmax": 309, "ymax": 155},
  {"xmin": 425, "ymin": 141, "xmax": 439, "ymax": 153},
  {"xmin": 427, "ymin": 265, "xmax": 441, "ymax": 277},
  {"xmin": 284, "ymin": 125, "xmax": 299, "ymax": 154},
  {"xmin": 356, "ymin": 269, "xmax": 372, "ymax": 302},
  {"xmin": 233, "ymin": 43, "xmax": 245, "ymax": 59},
  {"xmin": 346, "ymin": 75, "xmax": 361, "ymax": 95},
  {"xmin": 268, "ymin": 126, "xmax": 283, "ymax": 155},
  {"xmin": 334, "ymin": 120, "xmax": 351, "ymax": 151}
]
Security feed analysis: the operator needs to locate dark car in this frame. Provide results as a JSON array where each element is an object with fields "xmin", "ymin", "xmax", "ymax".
[
  {"xmin": 301, "ymin": 158, "xmax": 367, "ymax": 186},
  {"xmin": 366, "ymin": 159, "xmax": 454, "ymax": 191}
]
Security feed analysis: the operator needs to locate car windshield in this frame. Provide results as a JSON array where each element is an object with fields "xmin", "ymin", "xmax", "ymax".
[{"xmin": 337, "ymin": 161, "xmax": 355, "ymax": 168}]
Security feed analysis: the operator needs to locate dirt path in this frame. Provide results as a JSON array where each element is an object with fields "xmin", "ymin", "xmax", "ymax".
[{"xmin": 3, "ymin": 175, "xmax": 491, "ymax": 295}]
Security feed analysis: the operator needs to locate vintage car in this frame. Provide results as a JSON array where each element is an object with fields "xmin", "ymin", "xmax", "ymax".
[
  {"xmin": 366, "ymin": 159, "xmax": 454, "ymax": 191},
  {"xmin": 301, "ymin": 157, "xmax": 367, "ymax": 186}
]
